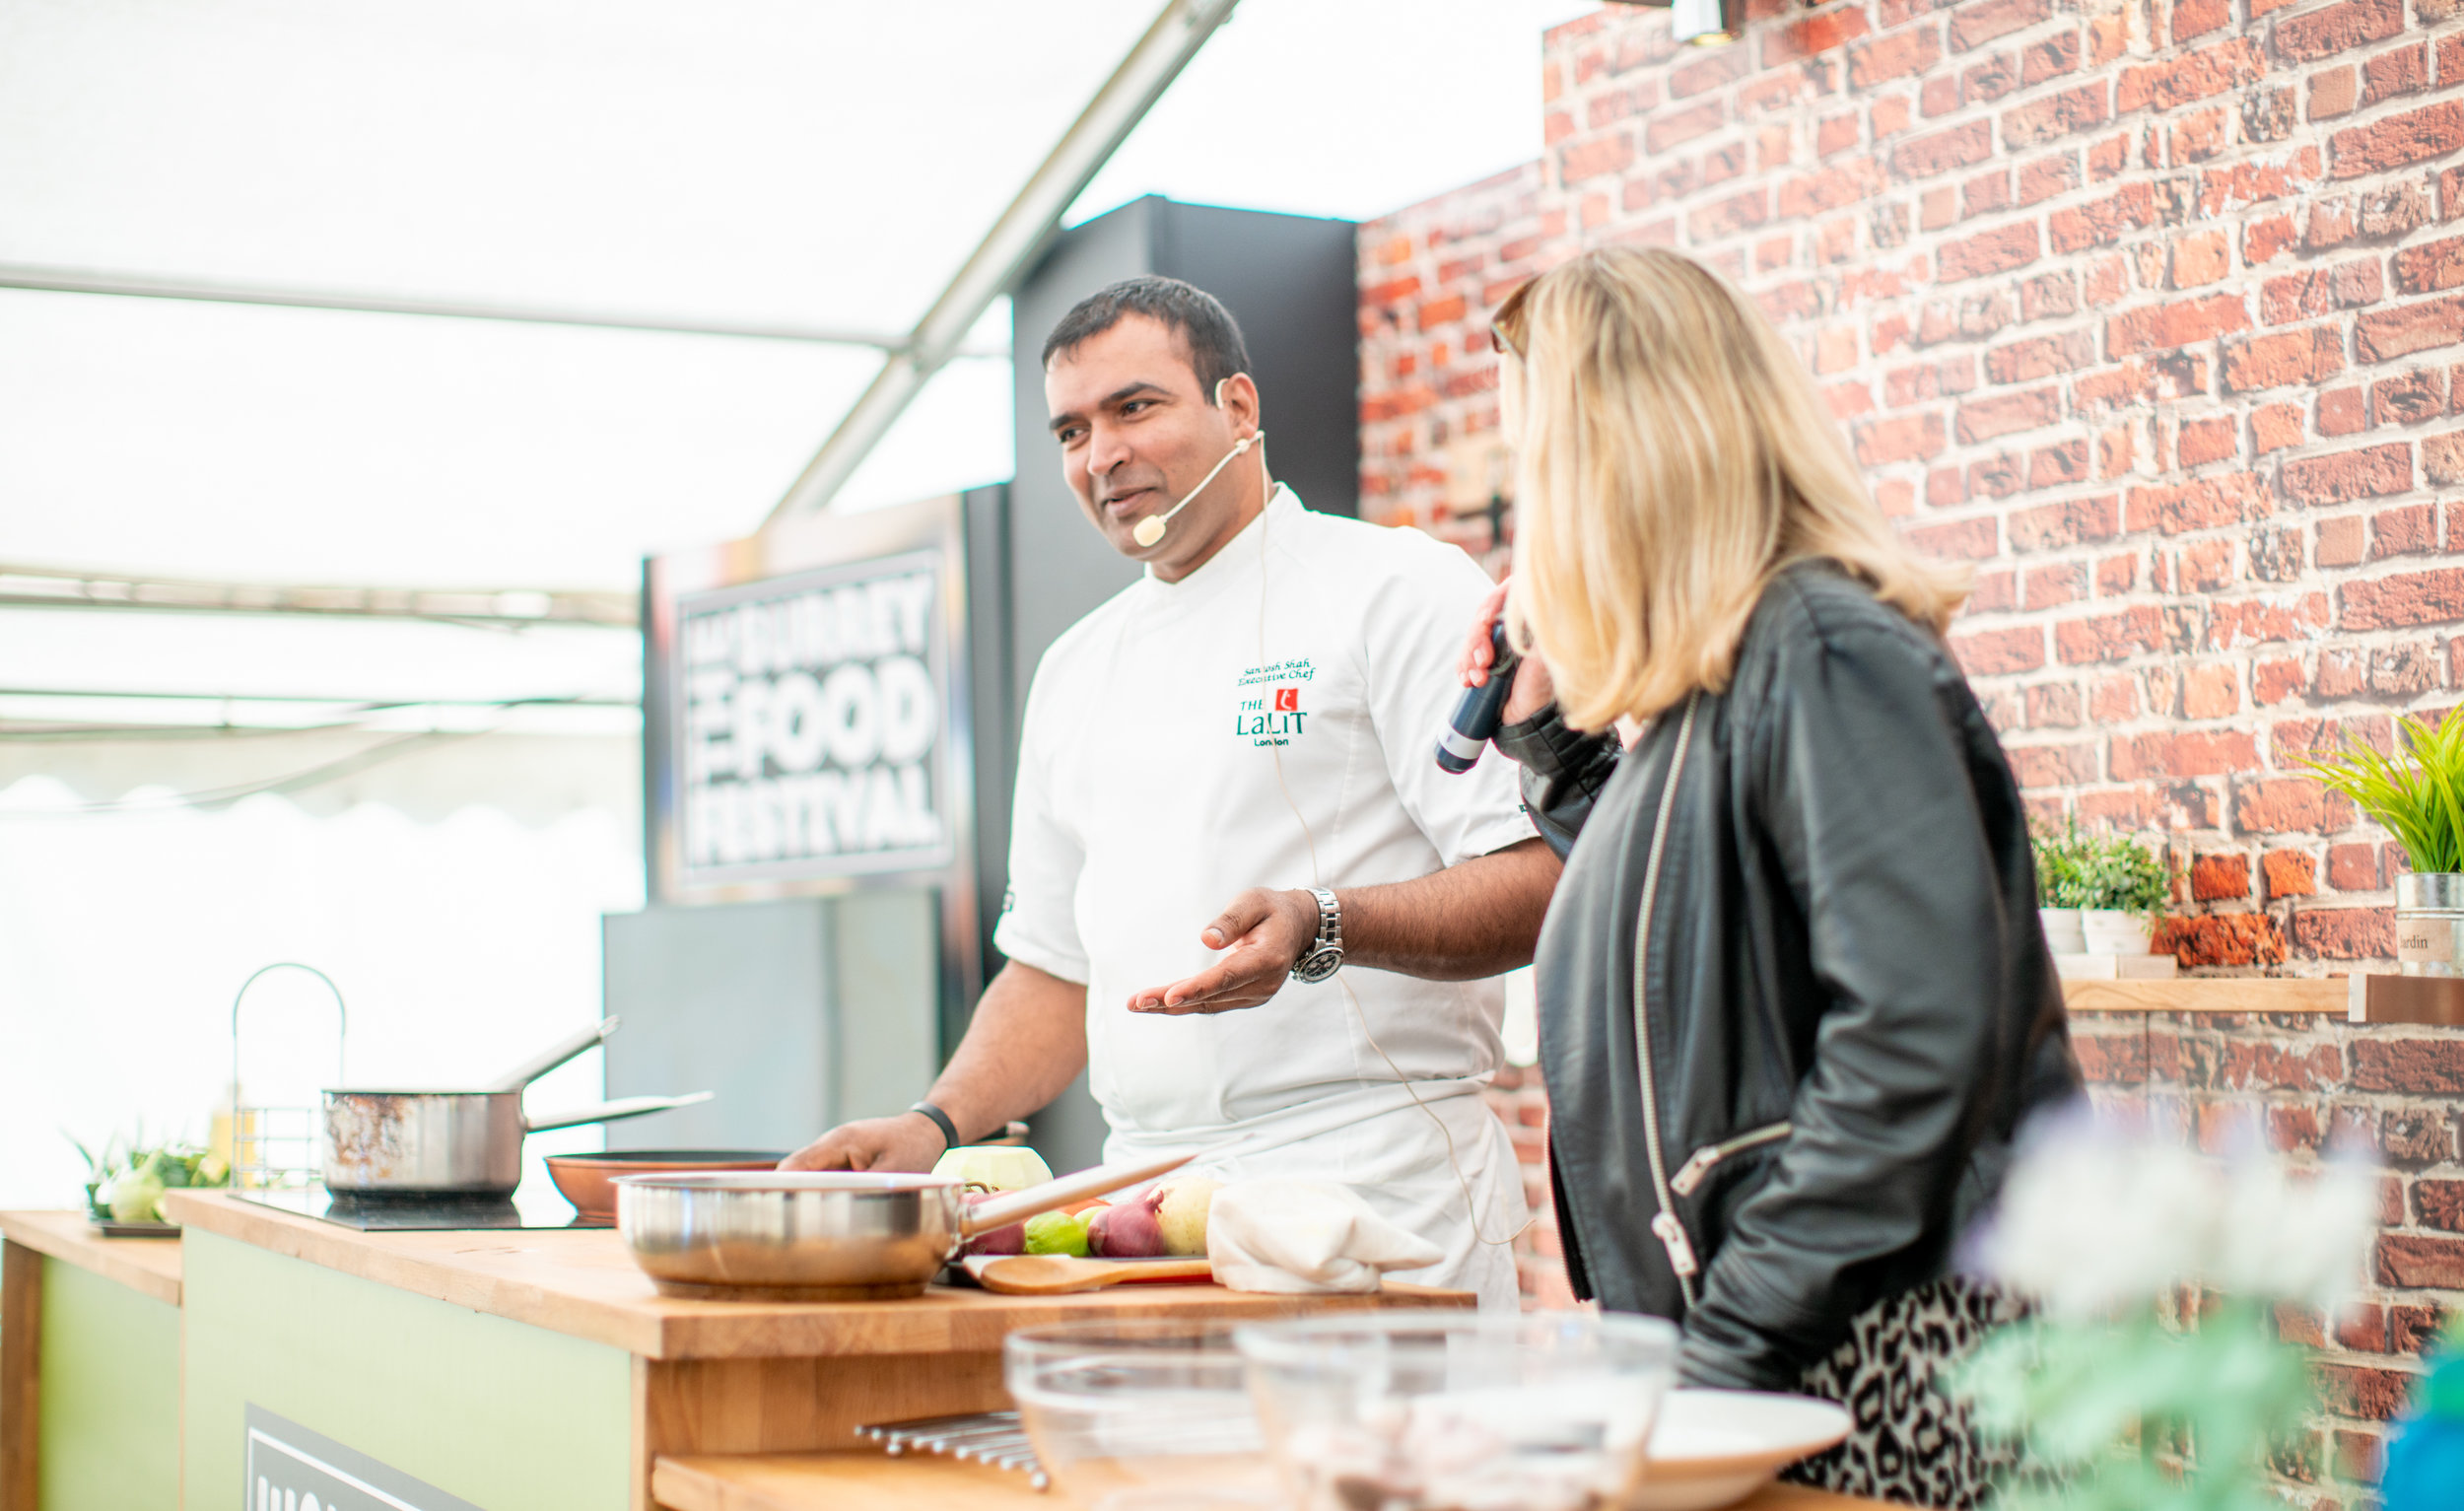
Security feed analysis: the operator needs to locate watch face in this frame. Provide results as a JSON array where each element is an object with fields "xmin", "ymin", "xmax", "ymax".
[{"xmin": 1291, "ymin": 947, "xmax": 1342, "ymax": 985}]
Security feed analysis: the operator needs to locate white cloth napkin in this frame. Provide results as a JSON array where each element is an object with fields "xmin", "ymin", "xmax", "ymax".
[{"xmin": 1205, "ymin": 1178, "xmax": 1444, "ymax": 1293}]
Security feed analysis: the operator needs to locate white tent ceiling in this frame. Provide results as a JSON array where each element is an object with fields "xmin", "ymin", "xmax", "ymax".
[{"xmin": 0, "ymin": 0, "xmax": 1590, "ymax": 709}]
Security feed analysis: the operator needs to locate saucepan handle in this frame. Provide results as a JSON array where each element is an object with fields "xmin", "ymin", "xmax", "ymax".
[
  {"xmin": 489, "ymin": 1018, "xmax": 622, "ymax": 1093},
  {"xmin": 523, "ymin": 1091, "xmax": 713, "ymax": 1134},
  {"xmin": 959, "ymin": 1150, "xmax": 1197, "ymax": 1237}
]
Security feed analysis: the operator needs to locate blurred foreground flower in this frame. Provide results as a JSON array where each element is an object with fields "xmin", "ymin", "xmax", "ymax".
[{"xmin": 1950, "ymin": 1113, "xmax": 2378, "ymax": 1511}]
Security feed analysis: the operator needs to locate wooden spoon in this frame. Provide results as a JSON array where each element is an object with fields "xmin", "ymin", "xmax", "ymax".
[{"xmin": 966, "ymin": 1254, "xmax": 1215, "ymax": 1294}]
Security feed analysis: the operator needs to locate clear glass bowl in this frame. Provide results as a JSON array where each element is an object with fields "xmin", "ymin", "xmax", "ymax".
[
  {"xmin": 1234, "ymin": 1311, "xmax": 1680, "ymax": 1511},
  {"xmin": 1005, "ymin": 1318, "xmax": 1280, "ymax": 1511}
]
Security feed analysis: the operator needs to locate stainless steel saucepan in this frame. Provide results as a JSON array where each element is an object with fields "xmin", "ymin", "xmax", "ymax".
[
  {"xmin": 322, "ymin": 1017, "xmax": 714, "ymax": 1196},
  {"xmin": 613, "ymin": 1150, "xmax": 1196, "ymax": 1300}
]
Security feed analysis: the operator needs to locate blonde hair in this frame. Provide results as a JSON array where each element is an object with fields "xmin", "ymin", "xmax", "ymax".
[{"xmin": 1496, "ymin": 247, "xmax": 1967, "ymax": 730}]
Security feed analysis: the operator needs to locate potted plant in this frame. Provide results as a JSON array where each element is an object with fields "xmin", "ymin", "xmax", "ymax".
[
  {"xmin": 2294, "ymin": 706, "xmax": 2464, "ymax": 978},
  {"xmin": 2074, "ymin": 834, "xmax": 2171, "ymax": 954},
  {"xmin": 2031, "ymin": 823, "xmax": 2090, "ymax": 953}
]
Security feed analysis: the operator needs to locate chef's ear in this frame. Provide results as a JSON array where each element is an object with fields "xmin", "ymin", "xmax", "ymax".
[{"xmin": 1212, "ymin": 374, "xmax": 1262, "ymax": 436}]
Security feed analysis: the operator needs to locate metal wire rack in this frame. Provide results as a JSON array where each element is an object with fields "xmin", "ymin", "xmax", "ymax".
[
  {"xmin": 230, "ymin": 962, "xmax": 346, "ymax": 1191},
  {"xmin": 856, "ymin": 1411, "xmax": 1048, "ymax": 1490}
]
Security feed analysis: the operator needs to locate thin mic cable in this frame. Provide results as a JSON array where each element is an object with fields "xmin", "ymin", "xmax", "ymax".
[{"xmin": 1255, "ymin": 473, "xmax": 1535, "ymax": 1251}]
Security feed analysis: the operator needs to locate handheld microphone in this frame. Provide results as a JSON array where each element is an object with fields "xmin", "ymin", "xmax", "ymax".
[
  {"xmin": 1436, "ymin": 620, "xmax": 1520, "ymax": 774},
  {"xmin": 1132, "ymin": 430, "xmax": 1263, "ymax": 548}
]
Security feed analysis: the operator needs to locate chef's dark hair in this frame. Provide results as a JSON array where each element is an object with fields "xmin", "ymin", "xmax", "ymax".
[{"xmin": 1042, "ymin": 277, "xmax": 1252, "ymax": 405}]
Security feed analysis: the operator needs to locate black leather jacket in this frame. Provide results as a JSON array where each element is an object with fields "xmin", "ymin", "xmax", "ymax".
[{"xmin": 1499, "ymin": 562, "xmax": 2079, "ymax": 1391}]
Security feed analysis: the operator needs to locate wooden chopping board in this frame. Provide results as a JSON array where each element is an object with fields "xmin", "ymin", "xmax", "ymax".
[{"xmin": 960, "ymin": 1254, "xmax": 1214, "ymax": 1294}]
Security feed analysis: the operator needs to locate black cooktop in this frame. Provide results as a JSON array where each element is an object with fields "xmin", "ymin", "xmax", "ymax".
[{"xmin": 233, "ymin": 1185, "xmax": 583, "ymax": 1231}]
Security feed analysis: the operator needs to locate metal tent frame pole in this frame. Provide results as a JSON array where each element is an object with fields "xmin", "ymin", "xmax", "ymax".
[{"xmin": 763, "ymin": 0, "xmax": 1242, "ymax": 526}]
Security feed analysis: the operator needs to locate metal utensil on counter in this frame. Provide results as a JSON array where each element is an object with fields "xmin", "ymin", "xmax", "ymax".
[
  {"xmin": 613, "ymin": 1148, "xmax": 1196, "ymax": 1301},
  {"xmin": 322, "ymin": 1017, "xmax": 714, "ymax": 1197}
]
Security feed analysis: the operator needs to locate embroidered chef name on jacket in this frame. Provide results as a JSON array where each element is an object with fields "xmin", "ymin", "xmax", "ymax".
[{"xmin": 1235, "ymin": 658, "xmax": 1315, "ymax": 745}]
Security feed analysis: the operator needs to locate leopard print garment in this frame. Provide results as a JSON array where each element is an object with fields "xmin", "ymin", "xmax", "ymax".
[{"xmin": 1779, "ymin": 1273, "xmax": 2028, "ymax": 1510}]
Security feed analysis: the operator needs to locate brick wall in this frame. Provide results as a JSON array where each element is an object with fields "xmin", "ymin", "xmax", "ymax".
[{"xmin": 1362, "ymin": 0, "xmax": 2464, "ymax": 1498}]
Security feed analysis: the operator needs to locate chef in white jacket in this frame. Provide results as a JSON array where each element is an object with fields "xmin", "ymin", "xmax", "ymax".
[{"xmin": 785, "ymin": 277, "xmax": 1559, "ymax": 1307}]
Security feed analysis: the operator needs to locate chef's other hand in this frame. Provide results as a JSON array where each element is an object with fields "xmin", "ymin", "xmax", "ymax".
[
  {"xmin": 1457, "ymin": 578, "xmax": 1553, "ymax": 727},
  {"xmin": 780, "ymin": 1114, "xmax": 944, "ymax": 1173},
  {"xmin": 1128, "ymin": 887, "xmax": 1318, "ymax": 1016}
]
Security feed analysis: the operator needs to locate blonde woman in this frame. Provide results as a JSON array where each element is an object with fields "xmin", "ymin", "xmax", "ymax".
[{"xmin": 1460, "ymin": 247, "xmax": 2079, "ymax": 1509}]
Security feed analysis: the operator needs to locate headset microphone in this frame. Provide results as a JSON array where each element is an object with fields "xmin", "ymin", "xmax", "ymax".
[
  {"xmin": 1436, "ymin": 620, "xmax": 1520, "ymax": 774},
  {"xmin": 1132, "ymin": 431, "xmax": 1263, "ymax": 549}
]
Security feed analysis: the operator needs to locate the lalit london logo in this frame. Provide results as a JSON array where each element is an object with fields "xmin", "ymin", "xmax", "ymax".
[{"xmin": 1234, "ymin": 658, "xmax": 1314, "ymax": 745}]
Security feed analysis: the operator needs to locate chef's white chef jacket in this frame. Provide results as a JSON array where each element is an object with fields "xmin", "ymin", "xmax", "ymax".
[{"xmin": 993, "ymin": 485, "xmax": 1538, "ymax": 1307}]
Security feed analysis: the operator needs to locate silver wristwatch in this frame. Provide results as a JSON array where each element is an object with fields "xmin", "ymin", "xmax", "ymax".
[{"xmin": 1290, "ymin": 886, "xmax": 1344, "ymax": 984}]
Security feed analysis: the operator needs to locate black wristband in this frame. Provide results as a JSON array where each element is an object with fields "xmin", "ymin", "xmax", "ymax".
[{"xmin": 908, "ymin": 1101, "xmax": 959, "ymax": 1151}]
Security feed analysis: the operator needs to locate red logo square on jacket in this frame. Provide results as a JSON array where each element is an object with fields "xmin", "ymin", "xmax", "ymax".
[{"xmin": 1273, "ymin": 687, "xmax": 1299, "ymax": 713}]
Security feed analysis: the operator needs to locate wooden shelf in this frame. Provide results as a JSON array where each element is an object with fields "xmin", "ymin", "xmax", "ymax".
[
  {"xmin": 2061, "ymin": 978, "xmax": 2347, "ymax": 1015},
  {"xmin": 650, "ymin": 1450, "xmax": 1897, "ymax": 1511}
]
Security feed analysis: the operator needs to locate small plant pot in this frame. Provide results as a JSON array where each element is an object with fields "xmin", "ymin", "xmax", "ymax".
[
  {"xmin": 2081, "ymin": 910, "xmax": 2155, "ymax": 955},
  {"xmin": 2039, "ymin": 908, "xmax": 2086, "ymax": 953},
  {"xmin": 2396, "ymin": 872, "xmax": 2464, "ymax": 978}
]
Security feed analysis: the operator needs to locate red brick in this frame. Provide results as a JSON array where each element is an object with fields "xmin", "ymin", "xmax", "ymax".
[
  {"xmin": 2183, "ymin": 661, "xmax": 2239, "ymax": 718},
  {"xmin": 2055, "ymin": 605, "xmax": 2165, "ymax": 663},
  {"xmin": 2125, "ymin": 473, "xmax": 2269, "ymax": 533},
  {"xmin": 2331, "ymin": 101, "xmax": 2464, "ymax": 180},
  {"xmin": 2178, "ymin": 416, "xmax": 2236, "ymax": 465},
  {"xmin": 2107, "ymin": 293, "xmax": 2251, "ymax": 356},
  {"xmin": 2178, "ymin": 537, "xmax": 2236, "ymax": 591},
  {"xmin": 2048, "ymin": 182, "xmax": 2158, "ymax": 251},
  {"xmin": 2320, "ymin": 386, "xmax": 2367, "ymax": 437},
  {"xmin": 1950, "ymin": 0, "xmax": 2050, "ymax": 51},
  {"xmin": 2329, "ymin": 842, "xmax": 2383, "ymax": 891},
  {"xmin": 2218, "ymin": 1038, "xmax": 2342, "ymax": 1089},
  {"xmin": 2394, "ymin": 236, "xmax": 2464, "ymax": 298},
  {"xmin": 2021, "ymin": 30, "xmax": 2080, "ymax": 85},
  {"xmin": 2116, "ymin": 38, "xmax": 2265, "ymax": 114},
  {"xmin": 1854, "ymin": 412, "xmax": 1949, "ymax": 466},
  {"xmin": 2295, "ymin": 905, "xmax": 2398, "ymax": 958},
  {"xmin": 1558, "ymin": 133, "xmax": 1636, "ymax": 185},
  {"xmin": 1956, "ymin": 385, "xmax": 2061, "ymax": 443},
  {"xmin": 1987, "ymin": 330, "xmax": 2096, "ymax": 382},
  {"xmin": 2071, "ymin": 1029, "xmax": 2146, "ymax": 1082},
  {"xmin": 2005, "ymin": 83, "xmax": 2110, "ymax": 148},
  {"xmin": 2161, "ymin": 911, "xmax": 2290, "ymax": 966},
  {"xmin": 2008, "ymin": 741, "xmax": 2097, "ymax": 785},
  {"xmin": 2313, "ymin": 1360, "xmax": 2416, "ymax": 1420},
  {"xmin": 2264, "ymin": 848, "xmax": 2320, "ymax": 897},
  {"xmin": 1646, "ymin": 101, "xmax": 1725, "ymax": 155},
  {"xmin": 1778, "ymin": 158, "xmax": 1885, "ymax": 218},
  {"xmin": 2191, "ymin": 853, "xmax": 2251, "ymax": 899},
  {"xmin": 1951, "ymin": 625, "xmax": 2047, "ymax": 674},
  {"xmin": 1891, "ymin": 119, "xmax": 1994, "ymax": 179},
  {"xmin": 2010, "ymin": 494, "xmax": 2120, "ymax": 550},
  {"xmin": 2254, "ymin": 656, "xmax": 2307, "ymax": 703},
  {"xmin": 1687, "ymin": 189, "xmax": 1771, "ymax": 240},
  {"xmin": 2283, "ymin": 443, "xmax": 2413, "ymax": 506},
  {"xmin": 2342, "ymin": 569, "xmax": 2464, "ymax": 630},
  {"xmin": 1907, "ymin": 515, "xmax": 2000, "ymax": 559},
  {"xmin": 1668, "ymin": 44, "xmax": 1752, "ymax": 101},
  {"xmin": 2224, "ymin": 325, "xmax": 2345, "ymax": 391},
  {"xmin": 2362, "ymin": 42, "xmax": 2430, "ymax": 105},
  {"xmin": 2209, "ymin": 592, "xmax": 2331, "ymax": 646},
  {"xmin": 2275, "ymin": 0, "xmax": 2404, "ymax": 65},
  {"xmin": 1764, "ymin": 6, "xmax": 1873, "ymax": 65},
  {"xmin": 2254, "ymin": 404, "xmax": 2306, "ymax": 452},
  {"xmin": 1848, "ymin": 25, "xmax": 1940, "ymax": 88},
  {"xmin": 2428, "ymin": 431, "xmax": 2464, "ymax": 484},
  {"xmin": 2017, "ymin": 152, "xmax": 2079, "ymax": 206},
  {"xmin": 2372, "ymin": 504, "xmax": 2436, "ymax": 557},
  {"xmin": 2375, "ymin": 369, "xmax": 2449, "ymax": 424},
  {"xmin": 2111, "ymin": 728, "xmax": 2260, "ymax": 778},
  {"xmin": 2245, "ymin": 214, "xmax": 2298, "ymax": 266},
  {"xmin": 2029, "ymin": 439, "xmax": 2090, "ymax": 487},
  {"xmin": 2319, "ymin": 515, "xmax": 2365, "ymax": 564},
  {"xmin": 2264, "ymin": 260, "xmax": 2384, "ymax": 325},
  {"xmin": 2235, "ymin": 777, "xmax": 2330, "ymax": 832}
]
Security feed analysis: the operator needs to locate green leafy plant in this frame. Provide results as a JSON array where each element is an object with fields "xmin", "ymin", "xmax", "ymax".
[
  {"xmin": 2292, "ymin": 705, "xmax": 2464, "ymax": 874},
  {"xmin": 2033, "ymin": 824, "xmax": 2169, "ymax": 914},
  {"xmin": 67, "ymin": 1127, "xmax": 229, "ymax": 1224}
]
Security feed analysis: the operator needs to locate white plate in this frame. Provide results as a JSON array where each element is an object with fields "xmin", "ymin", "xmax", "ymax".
[{"xmin": 1632, "ymin": 1389, "xmax": 1853, "ymax": 1511}]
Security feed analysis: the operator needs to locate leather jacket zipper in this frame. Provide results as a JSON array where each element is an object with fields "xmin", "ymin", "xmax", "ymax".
[
  {"xmin": 1632, "ymin": 692, "xmax": 1703, "ymax": 1306},
  {"xmin": 1670, "ymin": 1121, "xmax": 1794, "ymax": 1198}
]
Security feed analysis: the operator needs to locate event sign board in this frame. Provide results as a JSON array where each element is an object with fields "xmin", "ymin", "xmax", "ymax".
[
  {"xmin": 244, "ymin": 1406, "xmax": 482, "ymax": 1511},
  {"xmin": 643, "ymin": 495, "xmax": 982, "ymax": 997}
]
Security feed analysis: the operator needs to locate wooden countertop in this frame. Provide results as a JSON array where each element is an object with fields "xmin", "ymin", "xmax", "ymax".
[
  {"xmin": 161, "ymin": 1191, "xmax": 1470, "ymax": 1362},
  {"xmin": 0, "ymin": 1210, "xmax": 181, "ymax": 1306},
  {"xmin": 650, "ymin": 1450, "xmax": 1898, "ymax": 1511}
]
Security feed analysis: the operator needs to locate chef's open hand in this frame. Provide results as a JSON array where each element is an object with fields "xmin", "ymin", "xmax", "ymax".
[
  {"xmin": 1459, "ymin": 578, "xmax": 1553, "ymax": 726},
  {"xmin": 1127, "ymin": 887, "xmax": 1319, "ymax": 1015},
  {"xmin": 779, "ymin": 1113, "xmax": 945, "ymax": 1173}
]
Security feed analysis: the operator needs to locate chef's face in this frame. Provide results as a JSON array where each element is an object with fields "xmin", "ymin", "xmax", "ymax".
[{"xmin": 1045, "ymin": 313, "xmax": 1263, "ymax": 582}]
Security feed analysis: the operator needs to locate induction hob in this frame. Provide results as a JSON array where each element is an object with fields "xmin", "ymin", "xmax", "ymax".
[{"xmin": 232, "ymin": 1185, "xmax": 584, "ymax": 1231}]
